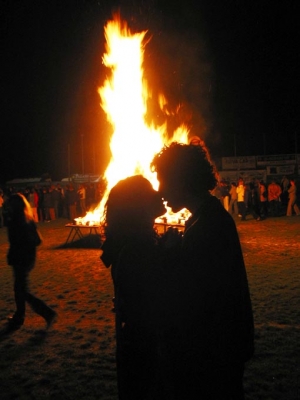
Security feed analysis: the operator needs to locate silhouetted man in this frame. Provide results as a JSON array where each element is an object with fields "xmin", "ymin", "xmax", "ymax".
[{"xmin": 151, "ymin": 142, "xmax": 254, "ymax": 399}]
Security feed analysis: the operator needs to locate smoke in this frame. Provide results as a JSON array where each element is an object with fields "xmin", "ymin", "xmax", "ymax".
[{"xmin": 144, "ymin": 27, "xmax": 213, "ymax": 144}]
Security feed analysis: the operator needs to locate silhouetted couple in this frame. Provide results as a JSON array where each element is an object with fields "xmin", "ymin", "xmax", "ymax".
[{"xmin": 101, "ymin": 141, "xmax": 254, "ymax": 400}]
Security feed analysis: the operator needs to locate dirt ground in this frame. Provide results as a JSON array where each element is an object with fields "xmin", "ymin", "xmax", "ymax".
[{"xmin": 0, "ymin": 214, "xmax": 299, "ymax": 399}]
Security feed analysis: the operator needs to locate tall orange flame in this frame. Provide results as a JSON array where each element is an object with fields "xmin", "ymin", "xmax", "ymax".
[{"xmin": 76, "ymin": 15, "xmax": 189, "ymax": 226}]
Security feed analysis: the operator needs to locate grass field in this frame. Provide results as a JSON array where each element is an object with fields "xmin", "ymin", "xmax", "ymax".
[{"xmin": 0, "ymin": 215, "xmax": 299, "ymax": 399}]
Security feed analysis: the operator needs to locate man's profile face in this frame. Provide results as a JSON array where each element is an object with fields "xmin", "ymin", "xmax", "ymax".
[{"xmin": 157, "ymin": 172, "xmax": 185, "ymax": 213}]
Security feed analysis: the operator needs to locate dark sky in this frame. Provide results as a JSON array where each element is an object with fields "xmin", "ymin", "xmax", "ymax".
[{"xmin": 1, "ymin": 0, "xmax": 298, "ymax": 184}]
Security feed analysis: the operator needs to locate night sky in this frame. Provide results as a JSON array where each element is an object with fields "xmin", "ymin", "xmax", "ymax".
[{"xmin": 1, "ymin": 0, "xmax": 298, "ymax": 185}]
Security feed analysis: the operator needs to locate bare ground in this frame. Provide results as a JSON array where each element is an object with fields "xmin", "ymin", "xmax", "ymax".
[{"xmin": 0, "ymin": 215, "xmax": 299, "ymax": 399}]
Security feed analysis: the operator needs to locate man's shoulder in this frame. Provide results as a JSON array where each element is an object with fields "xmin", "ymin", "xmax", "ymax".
[{"xmin": 190, "ymin": 196, "xmax": 234, "ymax": 229}]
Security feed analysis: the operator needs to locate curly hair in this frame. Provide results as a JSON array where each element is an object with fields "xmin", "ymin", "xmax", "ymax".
[{"xmin": 151, "ymin": 142, "xmax": 218, "ymax": 195}]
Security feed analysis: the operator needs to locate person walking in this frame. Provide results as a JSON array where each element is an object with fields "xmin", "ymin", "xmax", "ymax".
[{"xmin": 6, "ymin": 193, "xmax": 57, "ymax": 330}]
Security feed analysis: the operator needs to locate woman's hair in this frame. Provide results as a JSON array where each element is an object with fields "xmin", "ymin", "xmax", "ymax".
[
  {"xmin": 7, "ymin": 193, "xmax": 33, "ymax": 223},
  {"xmin": 151, "ymin": 142, "xmax": 218, "ymax": 195},
  {"xmin": 103, "ymin": 175, "xmax": 164, "ymax": 239}
]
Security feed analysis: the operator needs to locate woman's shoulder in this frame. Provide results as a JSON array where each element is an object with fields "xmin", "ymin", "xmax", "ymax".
[{"xmin": 121, "ymin": 236, "xmax": 159, "ymax": 260}]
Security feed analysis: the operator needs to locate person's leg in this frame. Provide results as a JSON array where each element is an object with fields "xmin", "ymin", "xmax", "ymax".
[
  {"xmin": 228, "ymin": 199, "xmax": 232, "ymax": 214},
  {"xmin": 26, "ymin": 293, "xmax": 57, "ymax": 328},
  {"xmin": 69, "ymin": 204, "xmax": 76, "ymax": 221},
  {"xmin": 54, "ymin": 201, "xmax": 59, "ymax": 218},
  {"xmin": 234, "ymin": 200, "xmax": 239, "ymax": 215},
  {"xmin": 10, "ymin": 266, "xmax": 28, "ymax": 326},
  {"xmin": 260, "ymin": 201, "xmax": 268, "ymax": 218},
  {"xmin": 49, "ymin": 208, "xmax": 55, "ymax": 220},
  {"xmin": 240, "ymin": 202, "xmax": 246, "ymax": 220},
  {"xmin": 294, "ymin": 202, "xmax": 300, "ymax": 215},
  {"xmin": 38, "ymin": 207, "xmax": 44, "ymax": 222},
  {"xmin": 237, "ymin": 202, "xmax": 242, "ymax": 216},
  {"xmin": 251, "ymin": 208, "xmax": 259, "ymax": 220},
  {"xmin": 45, "ymin": 207, "xmax": 50, "ymax": 221},
  {"xmin": 252, "ymin": 203, "xmax": 261, "ymax": 220},
  {"xmin": 269, "ymin": 200, "xmax": 275, "ymax": 216},
  {"xmin": 275, "ymin": 200, "xmax": 281, "ymax": 216}
]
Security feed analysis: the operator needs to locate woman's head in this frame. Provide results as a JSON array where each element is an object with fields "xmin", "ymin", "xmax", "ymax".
[
  {"xmin": 104, "ymin": 175, "xmax": 164, "ymax": 238},
  {"xmin": 7, "ymin": 193, "xmax": 33, "ymax": 222}
]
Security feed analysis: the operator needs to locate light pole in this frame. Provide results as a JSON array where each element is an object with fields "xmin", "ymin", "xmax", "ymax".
[
  {"xmin": 68, "ymin": 143, "xmax": 71, "ymax": 181},
  {"xmin": 81, "ymin": 134, "xmax": 84, "ymax": 175},
  {"xmin": 93, "ymin": 145, "xmax": 96, "ymax": 174},
  {"xmin": 234, "ymin": 133, "xmax": 237, "ymax": 157}
]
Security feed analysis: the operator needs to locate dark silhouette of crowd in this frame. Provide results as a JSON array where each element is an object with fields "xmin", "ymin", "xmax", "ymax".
[
  {"xmin": 215, "ymin": 175, "xmax": 300, "ymax": 220},
  {"xmin": 0, "ymin": 180, "xmax": 106, "ymax": 226},
  {"xmin": 1, "ymin": 174, "xmax": 298, "ymax": 226}
]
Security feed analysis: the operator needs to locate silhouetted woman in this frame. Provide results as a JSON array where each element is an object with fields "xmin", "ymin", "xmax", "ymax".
[
  {"xmin": 6, "ymin": 193, "xmax": 56, "ymax": 330},
  {"xmin": 101, "ymin": 175, "xmax": 180, "ymax": 400}
]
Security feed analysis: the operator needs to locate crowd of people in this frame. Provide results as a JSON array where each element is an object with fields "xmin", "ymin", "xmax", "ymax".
[
  {"xmin": 213, "ymin": 175, "xmax": 300, "ymax": 220},
  {"xmin": 0, "ymin": 181, "xmax": 106, "ymax": 225},
  {"xmin": 1, "ymin": 174, "xmax": 298, "ymax": 228}
]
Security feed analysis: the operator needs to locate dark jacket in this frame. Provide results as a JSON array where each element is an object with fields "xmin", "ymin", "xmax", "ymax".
[
  {"xmin": 175, "ymin": 195, "xmax": 254, "ymax": 366},
  {"xmin": 7, "ymin": 220, "xmax": 39, "ymax": 267}
]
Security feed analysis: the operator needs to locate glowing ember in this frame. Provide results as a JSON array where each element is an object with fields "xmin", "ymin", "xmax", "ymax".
[{"xmin": 75, "ymin": 15, "xmax": 189, "ymax": 226}]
